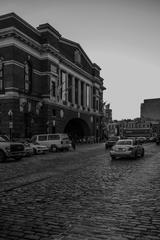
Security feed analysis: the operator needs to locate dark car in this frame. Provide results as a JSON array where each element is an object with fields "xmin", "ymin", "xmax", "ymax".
[
  {"xmin": 105, "ymin": 136, "xmax": 120, "ymax": 149},
  {"xmin": 136, "ymin": 137, "xmax": 147, "ymax": 144},
  {"xmin": 156, "ymin": 135, "xmax": 160, "ymax": 145}
]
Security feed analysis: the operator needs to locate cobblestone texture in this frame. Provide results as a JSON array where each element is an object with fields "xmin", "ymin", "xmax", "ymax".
[{"xmin": 0, "ymin": 143, "xmax": 160, "ymax": 239}]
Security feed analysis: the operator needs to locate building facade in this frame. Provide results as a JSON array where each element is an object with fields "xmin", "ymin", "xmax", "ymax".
[
  {"xmin": 0, "ymin": 13, "xmax": 106, "ymax": 139},
  {"xmin": 105, "ymin": 118, "xmax": 152, "ymax": 139},
  {"xmin": 118, "ymin": 118, "xmax": 152, "ymax": 138},
  {"xmin": 141, "ymin": 98, "xmax": 160, "ymax": 121}
]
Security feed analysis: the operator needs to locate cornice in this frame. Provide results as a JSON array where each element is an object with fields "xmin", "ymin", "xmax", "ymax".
[
  {"xmin": 0, "ymin": 30, "xmax": 103, "ymax": 88},
  {"xmin": 0, "ymin": 12, "xmax": 41, "ymax": 36},
  {"xmin": 37, "ymin": 23, "xmax": 61, "ymax": 39},
  {"xmin": 0, "ymin": 27, "xmax": 41, "ymax": 52}
]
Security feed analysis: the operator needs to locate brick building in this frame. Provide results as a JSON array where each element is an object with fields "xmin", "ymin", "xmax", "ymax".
[{"xmin": 0, "ymin": 13, "xmax": 106, "ymax": 139}]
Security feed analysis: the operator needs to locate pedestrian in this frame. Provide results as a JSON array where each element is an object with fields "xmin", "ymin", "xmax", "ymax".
[
  {"xmin": 71, "ymin": 138, "xmax": 76, "ymax": 150},
  {"xmin": 104, "ymin": 136, "xmax": 108, "ymax": 152}
]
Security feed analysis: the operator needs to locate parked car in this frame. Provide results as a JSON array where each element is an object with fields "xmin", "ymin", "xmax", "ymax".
[
  {"xmin": 24, "ymin": 142, "xmax": 49, "ymax": 156},
  {"xmin": 0, "ymin": 136, "xmax": 25, "ymax": 162},
  {"xmin": 30, "ymin": 142, "xmax": 49, "ymax": 154},
  {"xmin": 156, "ymin": 135, "xmax": 160, "ymax": 145},
  {"xmin": 31, "ymin": 133, "xmax": 70, "ymax": 152},
  {"xmin": 105, "ymin": 136, "xmax": 120, "ymax": 149},
  {"xmin": 136, "ymin": 137, "xmax": 147, "ymax": 144},
  {"xmin": 110, "ymin": 139, "xmax": 144, "ymax": 160},
  {"xmin": 149, "ymin": 136, "xmax": 156, "ymax": 142}
]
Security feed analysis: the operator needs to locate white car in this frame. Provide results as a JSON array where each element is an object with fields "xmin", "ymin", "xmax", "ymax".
[
  {"xmin": 30, "ymin": 142, "xmax": 49, "ymax": 154},
  {"xmin": 24, "ymin": 142, "xmax": 49, "ymax": 155},
  {"xmin": 110, "ymin": 139, "xmax": 144, "ymax": 160},
  {"xmin": 31, "ymin": 133, "xmax": 70, "ymax": 152}
]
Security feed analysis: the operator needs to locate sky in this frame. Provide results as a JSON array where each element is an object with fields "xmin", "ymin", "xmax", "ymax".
[{"xmin": 1, "ymin": 0, "xmax": 160, "ymax": 120}]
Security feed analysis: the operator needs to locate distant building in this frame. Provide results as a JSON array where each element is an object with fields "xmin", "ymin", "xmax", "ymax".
[
  {"xmin": 141, "ymin": 98, "xmax": 160, "ymax": 121},
  {"xmin": 117, "ymin": 118, "xmax": 152, "ymax": 138},
  {"xmin": 0, "ymin": 12, "xmax": 106, "ymax": 139},
  {"xmin": 104, "ymin": 104, "xmax": 112, "ymax": 123},
  {"xmin": 103, "ymin": 104, "xmax": 113, "ymax": 138}
]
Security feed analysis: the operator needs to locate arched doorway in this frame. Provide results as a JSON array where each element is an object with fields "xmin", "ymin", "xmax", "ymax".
[{"xmin": 64, "ymin": 118, "xmax": 90, "ymax": 141}]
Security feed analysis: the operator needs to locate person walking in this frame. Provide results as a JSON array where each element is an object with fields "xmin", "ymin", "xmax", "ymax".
[{"xmin": 71, "ymin": 138, "xmax": 76, "ymax": 151}]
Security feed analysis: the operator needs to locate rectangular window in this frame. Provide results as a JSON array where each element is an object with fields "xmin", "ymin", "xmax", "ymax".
[
  {"xmin": 50, "ymin": 81, "xmax": 56, "ymax": 97},
  {"xmin": 48, "ymin": 134, "xmax": 60, "ymax": 140},
  {"xmin": 96, "ymin": 99, "xmax": 99, "ymax": 111},
  {"xmin": 52, "ymin": 109, "xmax": 56, "ymax": 116},
  {"xmin": 24, "ymin": 61, "xmax": 32, "ymax": 93},
  {"xmin": 50, "ymin": 76, "xmax": 57, "ymax": 97},
  {"xmin": 38, "ymin": 135, "xmax": 47, "ymax": 141}
]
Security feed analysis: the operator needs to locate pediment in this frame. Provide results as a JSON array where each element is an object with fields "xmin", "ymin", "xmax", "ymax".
[{"xmin": 59, "ymin": 37, "xmax": 93, "ymax": 68}]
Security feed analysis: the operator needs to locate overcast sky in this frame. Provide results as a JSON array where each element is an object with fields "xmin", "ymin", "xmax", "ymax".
[{"xmin": 1, "ymin": 0, "xmax": 160, "ymax": 120}]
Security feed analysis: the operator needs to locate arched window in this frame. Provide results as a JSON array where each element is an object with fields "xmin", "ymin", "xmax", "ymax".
[
  {"xmin": 0, "ymin": 57, "xmax": 4, "ymax": 93},
  {"xmin": 24, "ymin": 60, "xmax": 32, "ymax": 93}
]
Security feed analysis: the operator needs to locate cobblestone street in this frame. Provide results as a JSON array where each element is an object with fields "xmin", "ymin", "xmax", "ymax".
[{"xmin": 0, "ymin": 143, "xmax": 160, "ymax": 240}]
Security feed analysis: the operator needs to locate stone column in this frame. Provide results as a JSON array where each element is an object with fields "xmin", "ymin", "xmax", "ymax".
[
  {"xmin": 65, "ymin": 73, "xmax": 68, "ymax": 102},
  {"xmin": 90, "ymin": 86, "xmax": 93, "ymax": 109},
  {"xmin": 83, "ymin": 83, "xmax": 86, "ymax": 108},
  {"xmin": 72, "ymin": 76, "xmax": 75, "ymax": 105},
  {"xmin": 78, "ymin": 79, "xmax": 81, "ymax": 106},
  {"xmin": 89, "ymin": 85, "xmax": 92, "ymax": 109}
]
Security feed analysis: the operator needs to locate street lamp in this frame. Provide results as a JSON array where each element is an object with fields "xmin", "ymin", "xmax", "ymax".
[{"xmin": 8, "ymin": 109, "xmax": 13, "ymax": 141}]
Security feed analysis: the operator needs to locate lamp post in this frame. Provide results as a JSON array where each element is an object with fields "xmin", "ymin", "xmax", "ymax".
[{"xmin": 8, "ymin": 109, "xmax": 13, "ymax": 141}]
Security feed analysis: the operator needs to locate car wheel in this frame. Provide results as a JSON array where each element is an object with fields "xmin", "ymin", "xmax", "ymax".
[
  {"xmin": 33, "ymin": 148, "xmax": 37, "ymax": 155},
  {"xmin": 0, "ymin": 151, "xmax": 6, "ymax": 162}
]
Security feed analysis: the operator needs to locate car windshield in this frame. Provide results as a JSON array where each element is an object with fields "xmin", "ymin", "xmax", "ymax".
[{"xmin": 116, "ymin": 140, "xmax": 132, "ymax": 145}]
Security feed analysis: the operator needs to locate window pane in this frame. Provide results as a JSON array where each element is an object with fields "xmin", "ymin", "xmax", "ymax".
[
  {"xmin": 48, "ymin": 134, "xmax": 60, "ymax": 140},
  {"xmin": 38, "ymin": 135, "xmax": 47, "ymax": 141}
]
